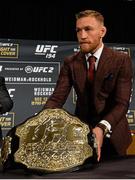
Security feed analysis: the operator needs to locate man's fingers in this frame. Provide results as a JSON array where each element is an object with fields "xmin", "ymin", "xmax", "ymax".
[{"xmin": 97, "ymin": 141, "xmax": 101, "ymax": 162}]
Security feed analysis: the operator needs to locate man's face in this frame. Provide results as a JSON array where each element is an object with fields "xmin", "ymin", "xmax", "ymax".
[{"xmin": 76, "ymin": 16, "xmax": 106, "ymax": 53}]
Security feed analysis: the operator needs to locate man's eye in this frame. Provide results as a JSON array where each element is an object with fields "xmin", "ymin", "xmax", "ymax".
[
  {"xmin": 76, "ymin": 28, "xmax": 80, "ymax": 33},
  {"xmin": 84, "ymin": 27, "xmax": 91, "ymax": 31}
]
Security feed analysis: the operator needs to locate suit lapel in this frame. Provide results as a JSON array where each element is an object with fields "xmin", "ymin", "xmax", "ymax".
[
  {"xmin": 73, "ymin": 52, "xmax": 87, "ymax": 93},
  {"xmin": 73, "ymin": 47, "xmax": 112, "ymax": 94},
  {"xmin": 94, "ymin": 46, "xmax": 112, "ymax": 94}
]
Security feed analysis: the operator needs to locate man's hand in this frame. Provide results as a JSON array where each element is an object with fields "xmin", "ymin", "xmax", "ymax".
[{"xmin": 92, "ymin": 126, "xmax": 104, "ymax": 162}]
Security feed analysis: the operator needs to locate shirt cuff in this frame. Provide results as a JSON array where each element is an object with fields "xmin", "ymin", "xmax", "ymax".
[{"xmin": 99, "ymin": 120, "xmax": 112, "ymax": 132}]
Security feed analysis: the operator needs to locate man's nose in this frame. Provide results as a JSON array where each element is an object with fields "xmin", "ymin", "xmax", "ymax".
[{"xmin": 80, "ymin": 30, "xmax": 87, "ymax": 39}]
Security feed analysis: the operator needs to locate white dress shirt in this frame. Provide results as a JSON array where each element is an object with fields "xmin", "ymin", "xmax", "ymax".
[{"xmin": 85, "ymin": 43, "xmax": 112, "ymax": 136}]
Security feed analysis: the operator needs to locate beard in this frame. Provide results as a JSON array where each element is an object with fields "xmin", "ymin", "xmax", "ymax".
[
  {"xmin": 79, "ymin": 42, "xmax": 98, "ymax": 54},
  {"xmin": 79, "ymin": 36, "xmax": 102, "ymax": 53}
]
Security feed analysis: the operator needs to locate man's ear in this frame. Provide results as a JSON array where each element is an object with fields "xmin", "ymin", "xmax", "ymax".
[{"xmin": 100, "ymin": 26, "xmax": 107, "ymax": 38}]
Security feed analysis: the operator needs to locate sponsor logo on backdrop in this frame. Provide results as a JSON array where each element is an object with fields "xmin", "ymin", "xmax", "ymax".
[
  {"xmin": 0, "ymin": 112, "xmax": 15, "ymax": 129},
  {"xmin": 1, "ymin": 61, "xmax": 60, "ymax": 84},
  {"xmin": 8, "ymin": 88, "xmax": 15, "ymax": 98},
  {"xmin": 0, "ymin": 42, "xmax": 19, "ymax": 58},
  {"xmin": 31, "ymin": 97, "xmax": 48, "ymax": 106},
  {"xmin": 35, "ymin": 44, "xmax": 58, "ymax": 58},
  {"xmin": 34, "ymin": 87, "xmax": 54, "ymax": 96},
  {"xmin": 31, "ymin": 87, "xmax": 54, "ymax": 106},
  {"xmin": 110, "ymin": 46, "xmax": 130, "ymax": 56},
  {"xmin": 25, "ymin": 66, "xmax": 54, "ymax": 73}
]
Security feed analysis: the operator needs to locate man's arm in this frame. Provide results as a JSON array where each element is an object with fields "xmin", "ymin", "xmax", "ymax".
[
  {"xmin": 44, "ymin": 59, "xmax": 72, "ymax": 109},
  {"xmin": 102, "ymin": 54, "xmax": 133, "ymax": 130},
  {"xmin": 93, "ymin": 53, "xmax": 133, "ymax": 161},
  {"xmin": 0, "ymin": 76, "xmax": 13, "ymax": 114}
]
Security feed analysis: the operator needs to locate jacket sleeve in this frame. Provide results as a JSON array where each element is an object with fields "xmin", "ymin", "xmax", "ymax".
[
  {"xmin": 0, "ymin": 76, "xmax": 13, "ymax": 114},
  {"xmin": 103, "ymin": 54, "xmax": 133, "ymax": 130},
  {"xmin": 44, "ymin": 58, "xmax": 72, "ymax": 109}
]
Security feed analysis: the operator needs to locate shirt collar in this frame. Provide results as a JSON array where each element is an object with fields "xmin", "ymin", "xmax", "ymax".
[{"xmin": 85, "ymin": 43, "xmax": 104, "ymax": 60}]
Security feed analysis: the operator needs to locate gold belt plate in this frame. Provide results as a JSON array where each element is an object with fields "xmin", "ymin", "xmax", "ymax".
[{"xmin": 13, "ymin": 109, "xmax": 93, "ymax": 172}]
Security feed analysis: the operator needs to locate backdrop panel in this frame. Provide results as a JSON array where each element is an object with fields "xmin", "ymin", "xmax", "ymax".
[{"xmin": 0, "ymin": 39, "xmax": 134, "ymax": 138}]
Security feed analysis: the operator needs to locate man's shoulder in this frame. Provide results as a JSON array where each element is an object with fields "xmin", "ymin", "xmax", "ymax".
[
  {"xmin": 104, "ymin": 46, "xmax": 130, "ymax": 58},
  {"xmin": 64, "ymin": 51, "xmax": 84, "ymax": 63}
]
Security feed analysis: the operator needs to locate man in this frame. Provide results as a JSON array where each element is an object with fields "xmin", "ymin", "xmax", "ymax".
[
  {"xmin": 0, "ymin": 76, "xmax": 13, "ymax": 114},
  {"xmin": 44, "ymin": 10, "xmax": 133, "ymax": 161},
  {"xmin": 0, "ymin": 76, "xmax": 13, "ymax": 147}
]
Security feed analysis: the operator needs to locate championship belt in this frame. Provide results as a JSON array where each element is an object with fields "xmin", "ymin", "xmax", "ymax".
[{"xmin": 1, "ymin": 108, "xmax": 97, "ymax": 173}]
